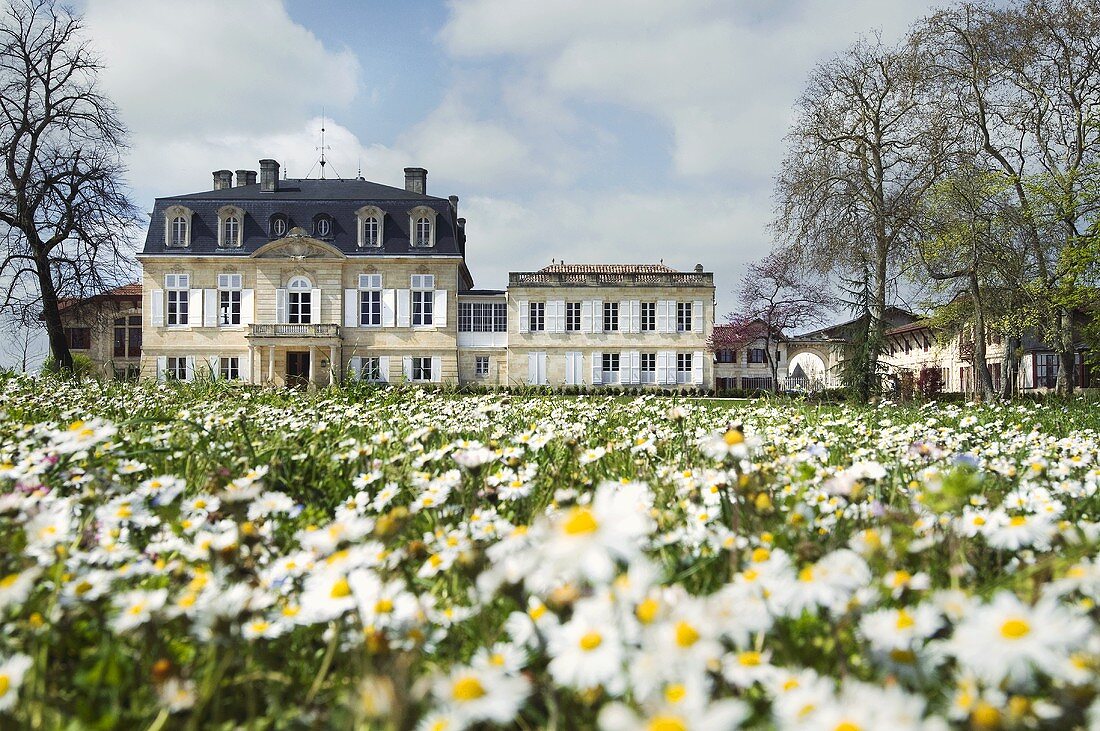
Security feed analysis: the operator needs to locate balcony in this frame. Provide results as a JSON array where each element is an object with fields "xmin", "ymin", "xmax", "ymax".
[
  {"xmin": 509, "ymin": 271, "xmax": 714, "ymax": 287},
  {"xmin": 248, "ymin": 323, "xmax": 342, "ymax": 338}
]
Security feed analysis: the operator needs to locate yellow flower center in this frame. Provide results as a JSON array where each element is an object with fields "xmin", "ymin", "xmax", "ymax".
[
  {"xmin": 664, "ymin": 683, "xmax": 686, "ymax": 704},
  {"xmin": 834, "ymin": 723, "xmax": 862, "ymax": 731},
  {"xmin": 562, "ymin": 507, "xmax": 599, "ymax": 535},
  {"xmin": 451, "ymin": 675, "xmax": 485, "ymax": 702},
  {"xmin": 895, "ymin": 610, "xmax": 915, "ymax": 629},
  {"xmin": 674, "ymin": 621, "xmax": 700, "ymax": 648},
  {"xmin": 723, "ymin": 429, "xmax": 744, "ymax": 446},
  {"xmin": 751, "ymin": 547, "xmax": 770, "ymax": 563},
  {"xmin": 374, "ymin": 599, "xmax": 394, "ymax": 614},
  {"xmin": 0, "ymin": 674, "xmax": 9, "ymax": 697},
  {"xmin": 528, "ymin": 603, "xmax": 546, "ymax": 621},
  {"xmin": 798, "ymin": 566, "xmax": 815, "ymax": 583},
  {"xmin": 579, "ymin": 631, "xmax": 603, "ymax": 651},
  {"xmin": 1010, "ymin": 516, "xmax": 1027, "ymax": 527},
  {"xmin": 636, "ymin": 598, "xmax": 660, "ymax": 624},
  {"xmin": 738, "ymin": 651, "xmax": 762, "ymax": 666},
  {"xmin": 971, "ymin": 702, "xmax": 1000, "ymax": 728},
  {"xmin": 250, "ymin": 621, "xmax": 270, "ymax": 634},
  {"xmin": 0, "ymin": 574, "xmax": 18, "ymax": 589},
  {"xmin": 1000, "ymin": 618, "xmax": 1030, "ymax": 640},
  {"xmin": 890, "ymin": 570, "xmax": 910, "ymax": 587},
  {"xmin": 648, "ymin": 716, "xmax": 687, "ymax": 731},
  {"xmin": 330, "ymin": 578, "xmax": 352, "ymax": 599}
]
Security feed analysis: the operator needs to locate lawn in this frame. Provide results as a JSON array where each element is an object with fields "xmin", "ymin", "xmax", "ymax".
[{"xmin": 0, "ymin": 373, "xmax": 1098, "ymax": 729}]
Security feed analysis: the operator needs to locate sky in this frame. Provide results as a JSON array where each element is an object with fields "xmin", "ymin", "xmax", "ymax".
[{"xmin": 8, "ymin": 0, "xmax": 974, "ymax": 366}]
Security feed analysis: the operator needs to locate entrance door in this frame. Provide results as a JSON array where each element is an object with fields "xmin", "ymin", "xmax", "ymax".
[{"xmin": 286, "ymin": 351, "xmax": 310, "ymax": 387}]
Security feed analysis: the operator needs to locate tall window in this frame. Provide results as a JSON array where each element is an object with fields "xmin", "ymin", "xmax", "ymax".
[
  {"xmin": 601, "ymin": 353, "xmax": 620, "ymax": 384},
  {"xmin": 676, "ymin": 302, "xmax": 692, "ymax": 332},
  {"xmin": 603, "ymin": 302, "xmax": 619, "ymax": 332},
  {"xmin": 363, "ymin": 217, "xmax": 380, "ymax": 247},
  {"xmin": 641, "ymin": 353, "xmax": 656, "ymax": 383},
  {"xmin": 528, "ymin": 302, "xmax": 545, "ymax": 332},
  {"xmin": 218, "ymin": 274, "xmax": 242, "ymax": 325},
  {"xmin": 288, "ymin": 276, "xmax": 312, "ymax": 324},
  {"xmin": 411, "ymin": 274, "xmax": 434, "ymax": 326},
  {"xmin": 716, "ymin": 349, "xmax": 736, "ymax": 363},
  {"xmin": 359, "ymin": 274, "xmax": 382, "ymax": 326},
  {"xmin": 361, "ymin": 357, "xmax": 384, "ymax": 382},
  {"xmin": 166, "ymin": 356, "xmax": 188, "ymax": 380},
  {"xmin": 64, "ymin": 327, "xmax": 90, "ymax": 350},
  {"xmin": 458, "ymin": 302, "xmax": 507, "ymax": 332},
  {"xmin": 165, "ymin": 274, "xmax": 189, "ymax": 326},
  {"xmin": 223, "ymin": 217, "xmax": 240, "ymax": 248},
  {"xmin": 566, "ymin": 302, "xmax": 581, "ymax": 331},
  {"xmin": 475, "ymin": 356, "xmax": 490, "ymax": 376},
  {"xmin": 113, "ymin": 316, "xmax": 141, "ymax": 358},
  {"xmin": 1035, "ymin": 352, "xmax": 1058, "ymax": 388},
  {"xmin": 748, "ymin": 348, "xmax": 767, "ymax": 364},
  {"xmin": 171, "ymin": 216, "xmax": 188, "ymax": 247},
  {"xmin": 220, "ymin": 357, "xmax": 240, "ymax": 380},
  {"xmin": 676, "ymin": 353, "xmax": 692, "ymax": 383},
  {"xmin": 414, "ymin": 217, "xmax": 432, "ymax": 247},
  {"xmin": 411, "ymin": 357, "xmax": 432, "ymax": 381},
  {"xmin": 641, "ymin": 302, "xmax": 656, "ymax": 332}
]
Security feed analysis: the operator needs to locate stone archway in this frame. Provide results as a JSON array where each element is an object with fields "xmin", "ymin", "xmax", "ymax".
[{"xmin": 785, "ymin": 341, "xmax": 841, "ymax": 389}]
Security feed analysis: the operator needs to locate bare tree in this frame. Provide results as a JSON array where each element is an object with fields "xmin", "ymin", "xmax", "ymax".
[
  {"xmin": 0, "ymin": 0, "xmax": 137, "ymax": 371},
  {"xmin": 710, "ymin": 249, "xmax": 833, "ymax": 391},
  {"xmin": 774, "ymin": 35, "xmax": 955, "ymax": 400},
  {"xmin": 2, "ymin": 315, "xmax": 44, "ymax": 371}
]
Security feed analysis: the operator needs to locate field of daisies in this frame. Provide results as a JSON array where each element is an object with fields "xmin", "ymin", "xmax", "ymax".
[{"xmin": 1, "ymin": 374, "xmax": 1100, "ymax": 730}]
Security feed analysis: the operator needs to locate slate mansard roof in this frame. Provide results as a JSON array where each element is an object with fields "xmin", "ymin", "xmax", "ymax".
[{"xmin": 141, "ymin": 178, "xmax": 465, "ymax": 257}]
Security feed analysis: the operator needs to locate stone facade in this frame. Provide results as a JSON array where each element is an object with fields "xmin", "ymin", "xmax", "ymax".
[{"xmin": 56, "ymin": 284, "xmax": 142, "ymax": 379}]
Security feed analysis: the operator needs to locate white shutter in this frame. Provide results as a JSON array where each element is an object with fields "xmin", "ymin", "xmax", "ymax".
[
  {"xmin": 276, "ymin": 288, "xmax": 288, "ymax": 324},
  {"xmin": 344, "ymin": 289, "xmax": 358, "ymax": 328},
  {"xmin": 619, "ymin": 301, "xmax": 630, "ymax": 333},
  {"xmin": 580, "ymin": 301, "xmax": 592, "ymax": 333},
  {"xmin": 310, "ymin": 288, "xmax": 322, "ymax": 324},
  {"xmin": 538, "ymin": 352, "xmax": 547, "ymax": 384},
  {"xmin": 528, "ymin": 352, "xmax": 538, "ymax": 384},
  {"xmin": 591, "ymin": 351, "xmax": 603, "ymax": 385},
  {"xmin": 518, "ymin": 300, "xmax": 529, "ymax": 333},
  {"xmin": 549, "ymin": 300, "xmax": 564, "ymax": 333},
  {"xmin": 245, "ymin": 348, "xmax": 254, "ymax": 382},
  {"xmin": 565, "ymin": 352, "xmax": 577, "ymax": 385},
  {"xmin": 185, "ymin": 356, "xmax": 196, "ymax": 382},
  {"xmin": 656, "ymin": 301, "xmax": 669, "ymax": 333},
  {"xmin": 656, "ymin": 351, "xmax": 670, "ymax": 384},
  {"xmin": 378, "ymin": 356, "xmax": 389, "ymax": 383},
  {"xmin": 575, "ymin": 352, "xmax": 585, "ymax": 384},
  {"xmin": 592, "ymin": 299, "xmax": 603, "ymax": 333},
  {"xmin": 189, "ymin": 289, "xmax": 203, "ymax": 327},
  {"xmin": 434, "ymin": 289, "xmax": 448, "ymax": 327},
  {"xmin": 692, "ymin": 351, "xmax": 704, "ymax": 385},
  {"xmin": 627, "ymin": 351, "xmax": 641, "ymax": 384},
  {"xmin": 204, "ymin": 289, "xmax": 217, "ymax": 328},
  {"xmin": 431, "ymin": 356, "xmax": 442, "ymax": 382},
  {"xmin": 692, "ymin": 300, "xmax": 704, "ymax": 333},
  {"xmin": 350, "ymin": 356, "xmax": 362, "ymax": 380},
  {"xmin": 156, "ymin": 355, "xmax": 167, "ymax": 381},
  {"xmin": 150, "ymin": 289, "xmax": 164, "ymax": 327},
  {"xmin": 397, "ymin": 289, "xmax": 411, "ymax": 327},
  {"xmin": 382, "ymin": 289, "xmax": 396, "ymax": 327},
  {"xmin": 241, "ymin": 289, "xmax": 254, "ymax": 326},
  {"xmin": 207, "ymin": 355, "xmax": 219, "ymax": 378},
  {"xmin": 402, "ymin": 356, "xmax": 413, "ymax": 380}
]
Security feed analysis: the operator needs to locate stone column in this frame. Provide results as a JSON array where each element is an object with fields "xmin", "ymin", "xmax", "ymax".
[
  {"xmin": 268, "ymin": 346, "xmax": 275, "ymax": 385},
  {"xmin": 329, "ymin": 345, "xmax": 338, "ymax": 385},
  {"xmin": 247, "ymin": 345, "xmax": 255, "ymax": 383},
  {"xmin": 309, "ymin": 345, "xmax": 318, "ymax": 385}
]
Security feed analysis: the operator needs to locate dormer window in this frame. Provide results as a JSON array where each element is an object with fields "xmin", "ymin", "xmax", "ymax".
[
  {"xmin": 314, "ymin": 214, "xmax": 333, "ymax": 239},
  {"xmin": 408, "ymin": 205, "xmax": 437, "ymax": 248},
  {"xmin": 270, "ymin": 214, "xmax": 289, "ymax": 238},
  {"xmin": 217, "ymin": 205, "xmax": 245, "ymax": 249},
  {"xmin": 164, "ymin": 205, "xmax": 194, "ymax": 248},
  {"xmin": 355, "ymin": 205, "xmax": 384, "ymax": 248}
]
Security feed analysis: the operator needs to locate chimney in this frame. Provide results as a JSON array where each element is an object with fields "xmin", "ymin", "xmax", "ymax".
[
  {"xmin": 213, "ymin": 170, "xmax": 233, "ymax": 190},
  {"xmin": 404, "ymin": 167, "xmax": 427, "ymax": 194},
  {"xmin": 448, "ymin": 195, "xmax": 459, "ymax": 215},
  {"xmin": 236, "ymin": 169, "xmax": 257, "ymax": 187},
  {"xmin": 259, "ymin": 159, "xmax": 280, "ymax": 193}
]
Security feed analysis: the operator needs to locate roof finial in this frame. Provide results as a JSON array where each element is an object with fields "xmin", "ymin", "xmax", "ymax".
[{"xmin": 318, "ymin": 109, "xmax": 327, "ymax": 180}]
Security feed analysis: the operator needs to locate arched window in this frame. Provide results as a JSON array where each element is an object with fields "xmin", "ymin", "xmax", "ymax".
[
  {"xmin": 171, "ymin": 217, "xmax": 187, "ymax": 247},
  {"xmin": 415, "ymin": 217, "xmax": 431, "ymax": 247},
  {"xmin": 314, "ymin": 215, "xmax": 332, "ymax": 238},
  {"xmin": 223, "ymin": 216, "xmax": 240, "ymax": 248},
  {"xmin": 287, "ymin": 276, "xmax": 313, "ymax": 324},
  {"xmin": 364, "ymin": 217, "xmax": 380, "ymax": 247}
]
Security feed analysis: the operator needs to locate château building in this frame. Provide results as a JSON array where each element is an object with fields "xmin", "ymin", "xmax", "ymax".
[{"xmin": 131, "ymin": 160, "xmax": 715, "ymax": 388}]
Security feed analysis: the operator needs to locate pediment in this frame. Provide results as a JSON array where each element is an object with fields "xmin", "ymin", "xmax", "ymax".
[{"xmin": 251, "ymin": 235, "xmax": 346, "ymax": 260}]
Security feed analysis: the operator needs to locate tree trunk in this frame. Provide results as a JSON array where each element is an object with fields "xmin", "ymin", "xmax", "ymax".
[
  {"xmin": 866, "ymin": 242, "xmax": 889, "ymax": 401},
  {"xmin": 767, "ymin": 338, "xmax": 781, "ymax": 393},
  {"xmin": 36, "ymin": 250, "xmax": 72, "ymax": 371},
  {"xmin": 1055, "ymin": 308, "xmax": 1075, "ymax": 396},
  {"xmin": 1001, "ymin": 334, "xmax": 1020, "ymax": 399},
  {"xmin": 969, "ymin": 271, "xmax": 995, "ymax": 402}
]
